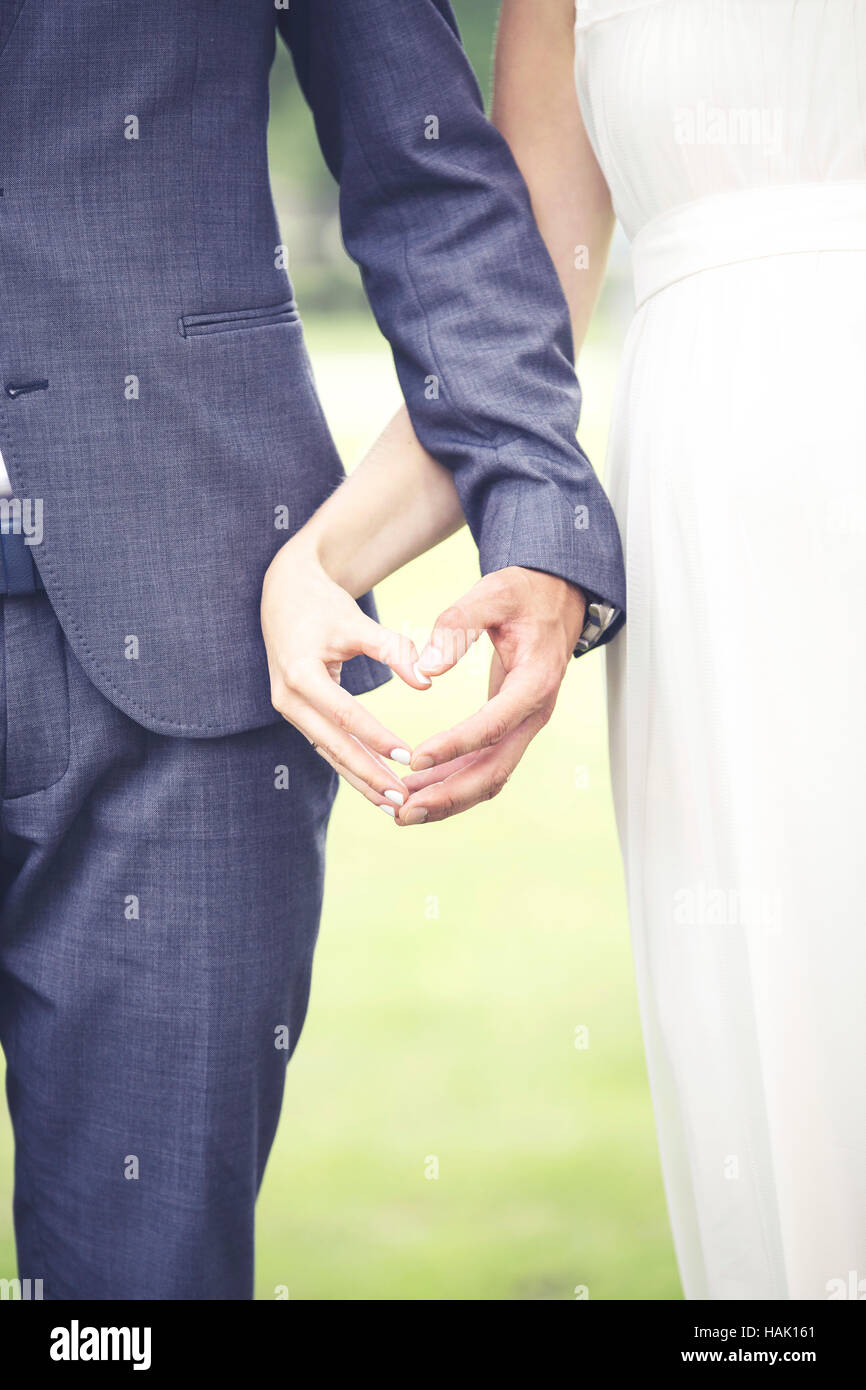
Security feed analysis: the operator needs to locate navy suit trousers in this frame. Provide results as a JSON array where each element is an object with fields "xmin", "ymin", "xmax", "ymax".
[{"xmin": 0, "ymin": 590, "xmax": 337, "ymax": 1299}]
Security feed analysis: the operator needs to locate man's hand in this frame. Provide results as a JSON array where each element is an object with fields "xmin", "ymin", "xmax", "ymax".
[{"xmin": 394, "ymin": 567, "xmax": 586, "ymax": 825}]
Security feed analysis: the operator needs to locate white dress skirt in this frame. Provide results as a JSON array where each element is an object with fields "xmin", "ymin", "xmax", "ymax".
[{"xmin": 575, "ymin": 0, "xmax": 866, "ymax": 1299}]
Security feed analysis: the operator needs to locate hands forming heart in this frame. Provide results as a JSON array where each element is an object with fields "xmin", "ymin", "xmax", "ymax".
[{"xmin": 262, "ymin": 549, "xmax": 587, "ymax": 826}]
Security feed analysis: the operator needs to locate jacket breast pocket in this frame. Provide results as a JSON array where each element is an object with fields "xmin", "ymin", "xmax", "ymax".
[{"xmin": 178, "ymin": 298, "xmax": 300, "ymax": 338}]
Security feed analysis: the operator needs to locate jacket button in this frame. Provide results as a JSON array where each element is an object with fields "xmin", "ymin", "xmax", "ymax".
[{"xmin": 5, "ymin": 380, "xmax": 49, "ymax": 399}]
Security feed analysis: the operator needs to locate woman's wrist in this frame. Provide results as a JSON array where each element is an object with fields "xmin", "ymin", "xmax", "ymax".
[
  {"xmin": 264, "ymin": 525, "xmax": 350, "ymax": 597},
  {"xmin": 303, "ymin": 523, "xmax": 371, "ymax": 599}
]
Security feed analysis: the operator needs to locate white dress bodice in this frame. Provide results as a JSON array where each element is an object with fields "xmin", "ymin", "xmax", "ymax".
[{"xmin": 575, "ymin": 0, "xmax": 866, "ymax": 241}]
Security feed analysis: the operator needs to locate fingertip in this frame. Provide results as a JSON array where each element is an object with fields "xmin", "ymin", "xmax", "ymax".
[
  {"xmin": 387, "ymin": 629, "xmax": 421, "ymax": 667},
  {"xmin": 410, "ymin": 752, "xmax": 436, "ymax": 773},
  {"xmin": 417, "ymin": 643, "xmax": 445, "ymax": 673},
  {"xmin": 391, "ymin": 661, "xmax": 431, "ymax": 690}
]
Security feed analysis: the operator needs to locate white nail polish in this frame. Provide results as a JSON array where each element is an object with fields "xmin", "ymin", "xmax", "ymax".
[
  {"xmin": 385, "ymin": 788, "xmax": 405, "ymax": 804},
  {"xmin": 390, "ymin": 748, "xmax": 411, "ymax": 765},
  {"xmin": 379, "ymin": 803, "xmax": 396, "ymax": 817},
  {"xmin": 412, "ymin": 662, "xmax": 432, "ymax": 687}
]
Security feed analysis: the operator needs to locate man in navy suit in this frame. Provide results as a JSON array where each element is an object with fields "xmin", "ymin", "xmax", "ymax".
[{"xmin": 0, "ymin": 0, "xmax": 623, "ymax": 1298}]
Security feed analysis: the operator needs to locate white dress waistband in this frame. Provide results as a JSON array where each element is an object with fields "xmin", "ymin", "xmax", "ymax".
[{"xmin": 631, "ymin": 181, "xmax": 866, "ymax": 310}]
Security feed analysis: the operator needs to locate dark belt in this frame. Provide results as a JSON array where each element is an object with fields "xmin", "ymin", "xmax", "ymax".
[{"xmin": 0, "ymin": 512, "xmax": 46, "ymax": 595}]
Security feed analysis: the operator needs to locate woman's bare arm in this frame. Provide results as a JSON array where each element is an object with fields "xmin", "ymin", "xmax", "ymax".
[
  {"xmin": 305, "ymin": 405, "xmax": 464, "ymax": 600},
  {"xmin": 493, "ymin": 0, "xmax": 614, "ymax": 355}
]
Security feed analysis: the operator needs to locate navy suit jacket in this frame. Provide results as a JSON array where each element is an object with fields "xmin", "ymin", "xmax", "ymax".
[{"xmin": 0, "ymin": 0, "xmax": 625, "ymax": 737}]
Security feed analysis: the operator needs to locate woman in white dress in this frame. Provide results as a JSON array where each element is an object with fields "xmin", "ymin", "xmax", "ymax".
[
  {"xmin": 264, "ymin": 0, "xmax": 866, "ymax": 1298},
  {"xmin": 491, "ymin": 0, "xmax": 866, "ymax": 1300}
]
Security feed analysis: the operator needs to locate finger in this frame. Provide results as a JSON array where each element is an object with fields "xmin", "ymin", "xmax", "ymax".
[
  {"xmin": 401, "ymin": 751, "xmax": 479, "ymax": 794},
  {"xmin": 318, "ymin": 747, "xmax": 407, "ymax": 818},
  {"xmin": 352, "ymin": 614, "xmax": 432, "ymax": 691},
  {"xmin": 276, "ymin": 694, "xmax": 409, "ymax": 800},
  {"xmin": 488, "ymin": 648, "xmax": 506, "ymax": 699},
  {"xmin": 290, "ymin": 659, "xmax": 414, "ymax": 765},
  {"xmin": 396, "ymin": 719, "xmax": 540, "ymax": 826},
  {"xmin": 410, "ymin": 665, "xmax": 544, "ymax": 772}
]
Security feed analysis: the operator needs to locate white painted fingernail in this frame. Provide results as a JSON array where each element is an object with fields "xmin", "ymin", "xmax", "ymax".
[
  {"xmin": 379, "ymin": 803, "xmax": 396, "ymax": 817},
  {"xmin": 385, "ymin": 788, "xmax": 405, "ymax": 805},
  {"xmin": 390, "ymin": 748, "xmax": 411, "ymax": 765},
  {"xmin": 412, "ymin": 662, "xmax": 432, "ymax": 687}
]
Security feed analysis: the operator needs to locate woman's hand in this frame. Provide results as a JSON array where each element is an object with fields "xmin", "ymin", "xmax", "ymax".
[
  {"xmin": 259, "ymin": 402, "xmax": 465, "ymax": 816},
  {"xmin": 261, "ymin": 536, "xmax": 431, "ymax": 814}
]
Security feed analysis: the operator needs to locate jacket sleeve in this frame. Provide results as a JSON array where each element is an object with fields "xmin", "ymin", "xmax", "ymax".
[{"xmin": 277, "ymin": 0, "xmax": 626, "ymax": 645}]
